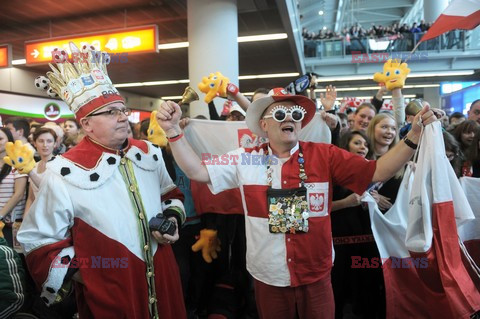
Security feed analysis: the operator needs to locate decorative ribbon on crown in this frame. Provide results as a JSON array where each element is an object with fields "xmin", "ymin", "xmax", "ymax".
[{"xmin": 34, "ymin": 42, "xmax": 124, "ymax": 120}]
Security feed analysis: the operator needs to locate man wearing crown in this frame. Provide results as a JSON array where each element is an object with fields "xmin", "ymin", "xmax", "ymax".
[
  {"xmin": 16, "ymin": 43, "xmax": 187, "ymax": 318},
  {"xmin": 156, "ymin": 87, "xmax": 438, "ymax": 318}
]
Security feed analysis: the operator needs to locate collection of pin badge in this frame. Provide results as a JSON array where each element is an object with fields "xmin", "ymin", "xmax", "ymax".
[
  {"xmin": 268, "ymin": 194, "xmax": 309, "ymax": 234},
  {"xmin": 266, "ymin": 148, "xmax": 310, "ymax": 234}
]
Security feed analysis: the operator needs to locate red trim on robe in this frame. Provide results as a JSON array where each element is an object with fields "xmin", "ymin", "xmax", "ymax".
[
  {"xmin": 72, "ymin": 218, "xmax": 186, "ymax": 318},
  {"xmin": 62, "ymin": 137, "xmax": 149, "ymax": 169},
  {"xmin": 25, "ymin": 238, "xmax": 73, "ymax": 291}
]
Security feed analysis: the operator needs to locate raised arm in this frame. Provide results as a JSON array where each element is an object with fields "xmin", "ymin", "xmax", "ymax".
[
  {"xmin": 371, "ymin": 86, "xmax": 386, "ymax": 112},
  {"xmin": 391, "ymin": 88, "xmax": 406, "ymax": 128},
  {"xmin": 156, "ymin": 101, "xmax": 211, "ymax": 183},
  {"xmin": 372, "ymin": 105, "xmax": 436, "ymax": 182},
  {"xmin": 227, "ymin": 83, "xmax": 251, "ymax": 111}
]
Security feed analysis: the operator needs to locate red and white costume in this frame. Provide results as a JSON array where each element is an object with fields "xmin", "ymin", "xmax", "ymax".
[
  {"xmin": 18, "ymin": 137, "xmax": 186, "ymax": 319},
  {"xmin": 206, "ymin": 141, "xmax": 376, "ymax": 287}
]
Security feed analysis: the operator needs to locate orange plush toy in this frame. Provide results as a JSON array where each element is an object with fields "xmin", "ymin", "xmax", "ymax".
[
  {"xmin": 191, "ymin": 229, "xmax": 221, "ymax": 263},
  {"xmin": 198, "ymin": 72, "xmax": 230, "ymax": 103}
]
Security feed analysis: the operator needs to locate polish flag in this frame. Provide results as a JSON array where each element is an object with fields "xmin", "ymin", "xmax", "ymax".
[
  {"xmin": 184, "ymin": 116, "xmax": 331, "ymax": 215},
  {"xmin": 458, "ymin": 177, "xmax": 480, "ymax": 288},
  {"xmin": 420, "ymin": 0, "xmax": 480, "ymax": 42},
  {"xmin": 365, "ymin": 122, "xmax": 480, "ymax": 318}
]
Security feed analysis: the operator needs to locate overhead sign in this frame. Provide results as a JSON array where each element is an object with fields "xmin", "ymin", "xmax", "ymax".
[
  {"xmin": 25, "ymin": 25, "xmax": 158, "ymax": 65},
  {"xmin": 44, "ymin": 102, "xmax": 61, "ymax": 121},
  {"xmin": 0, "ymin": 92, "xmax": 74, "ymax": 120},
  {"xmin": 0, "ymin": 45, "xmax": 11, "ymax": 68}
]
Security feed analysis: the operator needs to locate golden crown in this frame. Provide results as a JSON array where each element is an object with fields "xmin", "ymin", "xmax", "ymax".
[{"xmin": 34, "ymin": 42, "xmax": 123, "ymax": 119}]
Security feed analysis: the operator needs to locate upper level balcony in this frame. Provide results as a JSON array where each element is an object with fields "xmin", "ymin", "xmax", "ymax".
[{"xmin": 303, "ymin": 30, "xmax": 480, "ymax": 77}]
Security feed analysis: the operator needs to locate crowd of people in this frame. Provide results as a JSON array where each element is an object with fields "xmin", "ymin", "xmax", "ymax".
[
  {"xmin": 303, "ymin": 20, "xmax": 466, "ymax": 56},
  {"xmin": 302, "ymin": 21, "xmax": 432, "ymax": 41},
  {"xmin": 0, "ymin": 42, "xmax": 479, "ymax": 319}
]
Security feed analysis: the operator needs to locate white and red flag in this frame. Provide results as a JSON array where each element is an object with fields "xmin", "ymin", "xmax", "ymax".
[
  {"xmin": 458, "ymin": 177, "xmax": 480, "ymax": 287},
  {"xmin": 365, "ymin": 122, "xmax": 480, "ymax": 318},
  {"xmin": 183, "ymin": 115, "xmax": 331, "ymax": 214},
  {"xmin": 420, "ymin": 0, "xmax": 480, "ymax": 42}
]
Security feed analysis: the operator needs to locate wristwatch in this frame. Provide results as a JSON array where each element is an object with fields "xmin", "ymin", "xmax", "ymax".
[{"xmin": 403, "ymin": 135, "xmax": 418, "ymax": 150}]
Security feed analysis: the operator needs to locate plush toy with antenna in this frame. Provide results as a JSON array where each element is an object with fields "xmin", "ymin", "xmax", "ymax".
[
  {"xmin": 147, "ymin": 111, "xmax": 168, "ymax": 147},
  {"xmin": 4, "ymin": 140, "xmax": 35, "ymax": 174},
  {"xmin": 373, "ymin": 59, "xmax": 410, "ymax": 91},
  {"xmin": 197, "ymin": 72, "xmax": 230, "ymax": 103}
]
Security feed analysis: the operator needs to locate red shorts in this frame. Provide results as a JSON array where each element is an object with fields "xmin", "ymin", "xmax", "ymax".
[{"xmin": 254, "ymin": 276, "xmax": 334, "ymax": 319}]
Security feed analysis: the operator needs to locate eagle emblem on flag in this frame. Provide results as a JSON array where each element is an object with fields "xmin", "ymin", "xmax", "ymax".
[{"xmin": 309, "ymin": 192, "xmax": 324, "ymax": 212}]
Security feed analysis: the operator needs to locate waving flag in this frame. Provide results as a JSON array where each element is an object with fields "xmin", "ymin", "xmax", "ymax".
[
  {"xmin": 184, "ymin": 115, "xmax": 331, "ymax": 214},
  {"xmin": 365, "ymin": 122, "xmax": 480, "ymax": 318},
  {"xmin": 458, "ymin": 177, "xmax": 480, "ymax": 280},
  {"xmin": 420, "ymin": 0, "xmax": 480, "ymax": 42}
]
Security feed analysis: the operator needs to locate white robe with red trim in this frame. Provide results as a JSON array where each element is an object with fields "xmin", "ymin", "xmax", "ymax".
[{"xmin": 18, "ymin": 137, "xmax": 186, "ymax": 319}]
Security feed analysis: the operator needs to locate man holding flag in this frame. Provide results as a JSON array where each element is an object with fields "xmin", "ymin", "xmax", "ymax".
[{"xmin": 156, "ymin": 87, "xmax": 438, "ymax": 318}]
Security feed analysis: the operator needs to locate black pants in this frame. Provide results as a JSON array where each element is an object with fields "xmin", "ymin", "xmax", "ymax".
[
  {"xmin": 172, "ymin": 222, "xmax": 213, "ymax": 319},
  {"xmin": 206, "ymin": 214, "xmax": 258, "ymax": 319}
]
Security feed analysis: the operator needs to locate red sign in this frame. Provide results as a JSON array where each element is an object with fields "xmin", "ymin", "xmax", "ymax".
[{"xmin": 44, "ymin": 103, "xmax": 61, "ymax": 121}]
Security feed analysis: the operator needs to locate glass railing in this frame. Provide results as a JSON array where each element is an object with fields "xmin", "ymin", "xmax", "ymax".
[{"xmin": 304, "ymin": 28, "xmax": 480, "ymax": 58}]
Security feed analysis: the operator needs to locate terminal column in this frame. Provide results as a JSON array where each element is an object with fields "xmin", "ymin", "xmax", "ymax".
[
  {"xmin": 187, "ymin": 0, "xmax": 239, "ymax": 118},
  {"xmin": 423, "ymin": 0, "xmax": 448, "ymax": 23}
]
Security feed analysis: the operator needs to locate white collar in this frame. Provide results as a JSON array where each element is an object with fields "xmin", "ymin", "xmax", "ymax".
[{"xmin": 267, "ymin": 142, "xmax": 299, "ymax": 158}]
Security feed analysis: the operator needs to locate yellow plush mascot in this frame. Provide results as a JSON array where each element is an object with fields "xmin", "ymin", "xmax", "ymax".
[
  {"xmin": 147, "ymin": 111, "xmax": 168, "ymax": 147},
  {"xmin": 4, "ymin": 140, "xmax": 35, "ymax": 174},
  {"xmin": 373, "ymin": 59, "xmax": 410, "ymax": 91},
  {"xmin": 198, "ymin": 72, "xmax": 230, "ymax": 103}
]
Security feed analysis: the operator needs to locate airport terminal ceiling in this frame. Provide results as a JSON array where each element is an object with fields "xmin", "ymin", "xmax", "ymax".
[
  {"xmin": 0, "ymin": 0, "xmax": 478, "ymax": 100},
  {"xmin": 0, "ymin": 0, "xmax": 299, "ymax": 99}
]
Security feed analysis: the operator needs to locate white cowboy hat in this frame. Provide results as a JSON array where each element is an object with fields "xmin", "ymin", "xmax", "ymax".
[{"xmin": 246, "ymin": 87, "xmax": 316, "ymax": 138}]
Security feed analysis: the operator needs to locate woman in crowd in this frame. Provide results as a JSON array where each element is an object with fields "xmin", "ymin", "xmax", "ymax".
[
  {"xmin": 63, "ymin": 119, "xmax": 80, "ymax": 140},
  {"xmin": 443, "ymin": 130, "xmax": 464, "ymax": 178},
  {"xmin": 367, "ymin": 113, "xmax": 401, "ymax": 212},
  {"xmin": 368, "ymin": 113, "xmax": 398, "ymax": 159},
  {"xmin": 63, "ymin": 119, "xmax": 81, "ymax": 150},
  {"xmin": 351, "ymin": 103, "xmax": 377, "ymax": 132},
  {"xmin": 0, "ymin": 127, "xmax": 28, "ymax": 248},
  {"xmin": 24, "ymin": 127, "xmax": 57, "ymax": 214},
  {"xmin": 462, "ymin": 129, "xmax": 480, "ymax": 177},
  {"xmin": 452, "ymin": 120, "xmax": 479, "ymax": 156},
  {"xmin": 331, "ymin": 130, "xmax": 385, "ymax": 319}
]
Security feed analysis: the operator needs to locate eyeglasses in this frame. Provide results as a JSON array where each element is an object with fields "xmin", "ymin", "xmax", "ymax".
[
  {"xmin": 263, "ymin": 105, "xmax": 306, "ymax": 123},
  {"xmin": 89, "ymin": 108, "xmax": 132, "ymax": 118}
]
